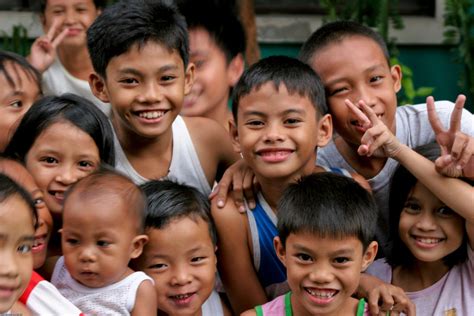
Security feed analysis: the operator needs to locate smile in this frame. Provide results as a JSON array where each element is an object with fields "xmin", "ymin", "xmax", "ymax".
[
  {"xmin": 305, "ymin": 288, "xmax": 338, "ymax": 298},
  {"xmin": 138, "ymin": 110, "xmax": 166, "ymax": 119}
]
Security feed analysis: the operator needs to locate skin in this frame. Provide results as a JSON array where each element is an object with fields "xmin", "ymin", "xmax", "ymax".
[
  {"xmin": 134, "ymin": 217, "xmax": 218, "ymax": 316},
  {"xmin": 272, "ymin": 234, "xmax": 377, "ymax": 316},
  {"xmin": 309, "ymin": 35, "xmax": 401, "ymax": 179},
  {"xmin": 0, "ymin": 159, "xmax": 53, "ymax": 270},
  {"xmin": 24, "ymin": 120, "xmax": 100, "ymax": 217},
  {"xmin": 0, "ymin": 62, "xmax": 41, "ymax": 152},
  {"xmin": 182, "ymin": 27, "xmax": 244, "ymax": 130},
  {"xmin": 0, "ymin": 195, "xmax": 35, "ymax": 314},
  {"xmin": 212, "ymin": 82, "xmax": 333, "ymax": 314},
  {"xmin": 90, "ymin": 41, "xmax": 238, "ymax": 186}
]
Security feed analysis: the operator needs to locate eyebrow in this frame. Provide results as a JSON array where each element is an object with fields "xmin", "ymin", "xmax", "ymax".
[
  {"xmin": 292, "ymin": 243, "xmax": 356, "ymax": 256},
  {"xmin": 242, "ymin": 108, "xmax": 306, "ymax": 117},
  {"xmin": 118, "ymin": 64, "xmax": 180, "ymax": 76},
  {"xmin": 325, "ymin": 63, "xmax": 387, "ymax": 87},
  {"xmin": 0, "ymin": 234, "xmax": 35, "ymax": 242}
]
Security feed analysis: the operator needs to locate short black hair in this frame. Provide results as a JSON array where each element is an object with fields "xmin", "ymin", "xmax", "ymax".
[
  {"xmin": 65, "ymin": 167, "xmax": 146, "ymax": 233},
  {"xmin": 0, "ymin": 50, "xmax": 42, "ymax": 94},
  {"xmin": 231, "ymin": 55, "xmax": 327, "ymax": 122},
  {"xmin": 140, "ymin": 179, "xmax": 217, "ymax": 245},
  {"xmin": 36, "ymin": 0, "xmax": 106, "ymax": 13},
  {"xmin": 299, "ymin": 20, "xmax": 390, "ymax": 66},
  {"xmin": 0, "ymin": 173, "xmax": 38, "ymax": 229},
  {"xmin": 87, "ymin": 0, "xmax": 189, "ymax": 78},
  {"xmin": 387, "ymin": 143, "xmax": 471, "ymax": 268},
  {"xmin": 177, "ymin": 0, "xmax": 246, "ymax": 63},
  {"xmin": 4, "ymin": 94, "xmax": 115, "ymax": 167},
  {"xmin": 277, "ymin": 172, "xmax": 378, "ymax": 250}
]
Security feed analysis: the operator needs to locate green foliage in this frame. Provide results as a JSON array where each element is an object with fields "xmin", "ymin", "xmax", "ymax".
[
  {"xmin": 1, "ymin": 24, "xmax": 29, "ymax": 56},
  {"xmin": 318, "ymin": 0, "xmax": 434, "ymax": 105},
  {"xmin": 443, "ymin": 0, "xmax": 474, "ymax": 98}
]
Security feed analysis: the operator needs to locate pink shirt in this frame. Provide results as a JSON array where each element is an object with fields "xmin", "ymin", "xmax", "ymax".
[{"xmin": 366, "ymin": 245, "xmax": 474, "ymax": 316}]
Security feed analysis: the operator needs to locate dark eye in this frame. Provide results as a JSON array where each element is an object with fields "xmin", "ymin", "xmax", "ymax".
[
  {"xmin": 97, "ymin": 240, "xmax": 110, "ymax": 247},
  {"xmin": 42, "ymin": 157, "xmax": 58, "ymax": 164},
  {"xmin": 34, "ymin": 198, "xmax": 45, "ymax": 206},
  {"xmin": 18, "ymin": 244, "xmax": 32, "ymax": 254},
  {"xmin": 149, "ymin": 263, "xmax": 167, "ymax": 270},
  {"xmin": 403, "ymin": 201, "xmax": 421, "ymax": 214},
  {"xmin": 296, "ymin": 253, "xmax": 312, "ymax": 262},
  {"xmin": 66, "ymin": 238, "xmax": 79, "ymax": 246},
  {"xmin": 245, "ymin": 120, "xmax": 264, "ymax": 127},
  {"xmin": 120, "ymin": 78, "xmax": 138, "ymax": 85},
  {"xmin": 437, "ymin": 206, "xmax": 455, "ymax": 217},
  {"xmin": 284, "ymin": 118, "xmax": 301, "ymax": 125},
  {"xmin": 161, "ymin": 75, "xmax": 176, "ymax": 82},
  {"xmin": 78, "ymin": 161, "xmax": 94, "ymax": 168},
  {"xmin": 191, "ymin": 256, "xmax": 206, "ymax": 263},
  {"xmin": 330, "ymin": 87, "xmax": 348, "ymax": 96},
  {"xmin": 10, "ymin": 100, "xmax": 23, "ymax": 108},
  {"xmin": 334, "ymin": 257, "xmax": 350, "ymax": 264},
  {"xmin": 370, "ymin": 75, "xmax": 383, "ymax": 83}
]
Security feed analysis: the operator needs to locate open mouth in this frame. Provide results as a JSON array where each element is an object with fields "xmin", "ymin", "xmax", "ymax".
[
  {"xmin": 32, "ymin": 235, "xmax": 47, "ymax": 252},
  {"xmin": 304, "ymin": 287, "xmax": 339, "ymax": 305},
  {"xmin": 412, "ymin": 235, "xmax": 445, "ymax": 248},
  {"xmin": 169, "ymin": 292, "xmax": 196, "ymax": 305},
  {"xmin": 257, "ymin": 149, "xmax": 294, "ymax": 163},
  {"xmin": 137, "ymin": 110, "xmax": 167, "ymax": 120},
  {"xmin": 48, "ymin": 191, "xmax": 65, "ymax": 202}
]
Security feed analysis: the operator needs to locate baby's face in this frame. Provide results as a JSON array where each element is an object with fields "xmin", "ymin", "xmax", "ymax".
[
  {"xmin": 135, "ymin": 217, "xmax": 217, "ymax": 315},
  {"xmin": 61, "ymin": 194, "xmax": 144, "ymax": 288},
  {"xmin": 0, "ymin": 62, "xmax": 41, "ymax": 152},
  {"xmin": 0, "ymin": 194, "xmax": 35, "ymax": 313}
]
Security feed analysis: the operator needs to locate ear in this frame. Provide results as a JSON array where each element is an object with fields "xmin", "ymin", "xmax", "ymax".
[
  {"xmin": 227, "ymin": 53, "xmax": 245, "ymax": 87},
  {"xmin": 390, "ymin": 64, "xmax": 402, "ymax": 93},
  {"xmin": 229, "ymin": 118, "xmax": 242, "ymax": 154},
  {"xmin": 315, "ymin": 113, "xmax": 333, "ymax": 147},
  {"xmin": 130, "ymin": 234, "xmax": 149, "ymax": 259},
  {"xmin": 184, "ymin": 62, "xmax": 195, "ymax": 96},
  {"xmin": 361, "ymin": 241, "xmax": 378, "ymax": 272},
  {"xmin": 273, "ymin": 236, "xmax": 287, "ymax": 267},
  {"xmin": 89, "ymin": 73, "xmax": 110, "ymax": 103}
]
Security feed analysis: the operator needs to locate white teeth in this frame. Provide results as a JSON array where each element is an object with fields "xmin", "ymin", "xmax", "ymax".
[
  {"xmin": 172, "ymin": 293, "xmax": 191, "ymax": 299},
  {"xmin": 417, "ymin": 237, "xmax": 441, "ymax": 244},
  {"xmin": 139, "ymin": 111, "xmax": 165, "ymax": 119},
  {"xmin": 306, "ymin": 288, "xmax": 336, "ymax": 298}
]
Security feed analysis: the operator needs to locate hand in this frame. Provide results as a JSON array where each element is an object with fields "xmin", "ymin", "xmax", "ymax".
[
  {"xmin": 209, "ymin": 159, "xmax": 258, "ymax": 213},
  {"xmin": 366, "ymin": 283, "xmax": 415, "ymax": 316},
  {"xmin": 427, "ymin": 95, "xmax": 474, "ymax": 179},
  {"xmin": 28, "ymin": 18, "xmax": 69, "ymax": 73},
  {"xmin": 345, "ymin": 99, "xmax": 402, "ymax": 158}
]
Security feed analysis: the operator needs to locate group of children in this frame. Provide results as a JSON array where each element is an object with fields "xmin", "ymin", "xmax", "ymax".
[{"xmin": 0, "ymin": 0, "xmax": 472, "ymax": 315}]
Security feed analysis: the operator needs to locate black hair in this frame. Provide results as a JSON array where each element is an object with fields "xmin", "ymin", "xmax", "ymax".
[
  {"xmin": 387, "ymin": 143, "xmax": 471, "ymax": 268},
  {"xmin": 277, "ymin": 172, "xmax": 378, "ymax": 250},
  {"xmin": 0, "ymin": 173, "xmax": 38, "ymax": 229},
  {"xmin": 87, "ymin": 0, "xmax": 189, "ymax": 78},
  {"xmin": 4, "ymin": 93, "xmax": 115, "ymax": 166},
  {"xmin": 65, "ymin": 166, "xmax": 146, "ymax": 233},
  {"xmin": 0, "ymin": 50, "xmax": 42, "ymax": 94},
  {"xmin": 177, "ymin": 0, "xmax": 246, "ymax": 63},
  {"xmin": 140, "ymin": 179, "xmax": 217, "ymax": 245},
  {"xmin": 36, "ymin": 0, "xmax": 106, "ymax": 13},
  {"xmin": 299, "ymin": 20, "xmax": 390, "ymax": 66},
  {"xmin": 231, "ymin": 55, "xmax": 327, "ymax": 122}
]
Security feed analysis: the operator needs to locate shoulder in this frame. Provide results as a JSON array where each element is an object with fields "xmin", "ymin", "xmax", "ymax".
[
  {"xmin": 183, "ymin": 116, "xmax": 228, "ymax": 139},
  {"xmin": 211, "ymin": 196, "xmax": 246, "ymax": 228},
  {"xmin": 241, "ymin": 309, "xmax": 257, "ymax": 316}
]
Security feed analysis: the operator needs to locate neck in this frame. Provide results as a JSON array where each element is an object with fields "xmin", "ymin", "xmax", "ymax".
[
  {"xmin": 57, "ymin": 45, "xmax": 94, "ymax": 81},
  {"xmin": 393, "ymin": 259, "xmax": 450, "ymax": 292},
  {"xmin": 205, "ymin": 101, "xmax": 233, "ymax": 132}
]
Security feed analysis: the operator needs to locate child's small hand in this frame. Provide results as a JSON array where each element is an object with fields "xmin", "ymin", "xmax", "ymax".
[
  {"xmin": 209, "ymin": 159, "xmax": 258, "ymax": 213},
  {"xmin": 28, "ymin": 18, "xmax": 69, "ymax": 73},
  {"xmin": 427, "ymin": 95, "xmax": 474, "ymax": 179},
  {"xmin": 365, "ymin": 283, "xmax": 415, "ymax": 316},
  {"xmin": 345, "ymin": 99, "xmax": 402, "ymax": 158}
]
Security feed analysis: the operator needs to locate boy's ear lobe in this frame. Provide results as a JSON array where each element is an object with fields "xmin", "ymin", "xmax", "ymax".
[
  {"xmin": 361, "ymin": 241, "xmax": 378, "ymax": 272},
  {"xmin": 229, "ymin": 118, "xmax": 242, "ymax": 154},
  {"xmin": 227, "ymin": 53, "xmax": 245, "ymax": 87},
  {"xmin": 316, "ymin": 113, "xmax": 333, "ymax": 147},
  {"xmin": 273, "ymin": 236, "xmax": 287, "ymax": 267},
  {"xmin": 89, "ymin": 73, "xmax": 110, "ymax": 103},
  {"xmin": 184, "ymin": 63, "xmax": 195, "ymax": 96},
  {"xmin": 130, "ymin": 235, "xmax": 149, "ymax": 259},
  {"xmin": 391, "ymin": 65, "xmax": 402, "ymax": 93}
]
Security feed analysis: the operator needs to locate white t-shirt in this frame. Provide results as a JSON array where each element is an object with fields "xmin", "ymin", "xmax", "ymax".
[
  {"xmin": 42, "ymin": 58, "xmax": 111, "ymax": 115},
  {"xmin": 366, "ymin": 245, "xmax": 474, "ymax": 316}
]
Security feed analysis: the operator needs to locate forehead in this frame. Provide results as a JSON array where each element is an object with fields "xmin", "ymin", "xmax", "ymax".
[
  {"xmin": 0, "ymin": 195, "xmax": 34, "ymax": 230},
  {"xmin": 0, "ymin": 160, "xmax": 36, "ymax": 191},
  {"xmin": 0, "ymin": 61, "xmax": 38, "ymax": 90},
  {"xmin": 46, "ymin": 0, "xmax": 95, "ymax": 7},
  {"xmin": 287, "ymin": 231, "xmax": 364, "ymax": 254}
]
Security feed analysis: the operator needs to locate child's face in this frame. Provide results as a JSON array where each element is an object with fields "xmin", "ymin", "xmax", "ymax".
[
  {"xmin": 0, "ymin": 62, "xmax": 41, "ymax": 152},
  {"xmin": 231, "ymin": 82, "xmax": 332, "ymax": 182},
  {"xmin": 308, "ymin": 35, "xmax": 401, "ymax": 148},
  {"xmin": 90, "ymin": 42, "xmax": 194, "ymax": 140},
  {"xmin": 275, "ymin": 233, "xmax": 377, "ymax": 316},
  {"xmin": 42, "ymin": 0, "xmax": 99, "ymax": 49},
  {"xmin": 182, "ymin": 27, "xmax": 241, "ymax": 119},
  {"xmin": 0, "ymin": 160, "xmax": 53, "ymax": 270},
  {"xmin": 399, "ymin": 181, "xmax": 464, "ymax": 263},
  {"xmin": 61, "ymin": 194, "xmax": 146, "ymax": 288},
  {"xmin": 24, "ymin": 121, "xmax": 100, "ymax": 216},
  {"xmin": 0, "ymin": 195, "xmax": 35, "ymax": 313},
  {"xmin": 135, "ymin": 217, "xmax": 216, "ymax": 315}
]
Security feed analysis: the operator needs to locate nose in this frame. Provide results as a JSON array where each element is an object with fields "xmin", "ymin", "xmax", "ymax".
[
  {"xmin": 308, "ymin": 262, "xmax": 334, "ymax": 284},
  {"xmin": 78, "ymin": 245, "xmax": 97, "ymax": 263},
  {"xmin": 0, "ymin": 249, "xmax": 20, "ymax": 278},
  {"xmin": 356, "ymin": 84, "xmax": 376, "ymax": 108},
  {"xmin": 137, "ymin": 82, "xmax": 163, "ymax": 104},
  {"xmin": 63, "ymin": 8, "xmax": 77, "ymax": 25},
  {"xmin": 54, "ymin": 165, "xmax": 80, "ymax": 186},
  {"xmin": 263, "ymin": 122, "xmax": 285, "ymax": 143},
  {"xmin": 170, "ymin": 264, "xmax": 192, "ymax": 286},
  {"xmin": 415, "ymin": 212, "xmax": 437, "ymax": 231}
]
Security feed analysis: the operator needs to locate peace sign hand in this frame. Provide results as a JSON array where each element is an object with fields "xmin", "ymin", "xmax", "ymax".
[
  {"xmin": 427, "ymin": 95, "xmax": 474, "ymax": 179},
  {"xmin": 28, "ymin": 18, "xmax": 69, "ymax": 73},
  {"xmin": 345, "ymin": 99, "xmax": 402, "ymax": 158}
]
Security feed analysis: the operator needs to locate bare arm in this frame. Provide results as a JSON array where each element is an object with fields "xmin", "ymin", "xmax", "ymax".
[
  {"xmin": 131, "ymin": 279, "xmax": 157, "ymax": 316},
  {"xmin": 211, "ymin": 199, "xmax": 267, "ymax": 314}
]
